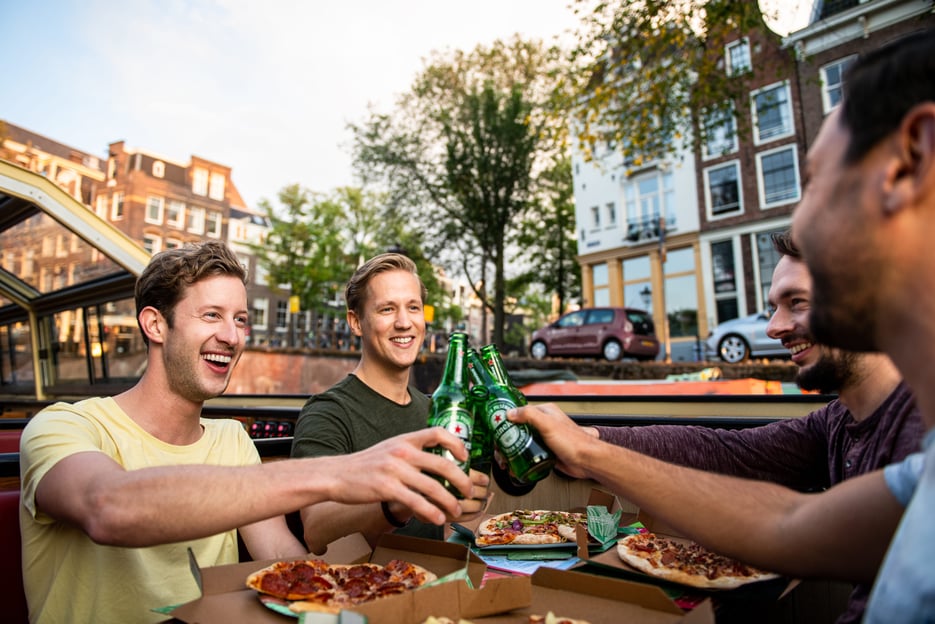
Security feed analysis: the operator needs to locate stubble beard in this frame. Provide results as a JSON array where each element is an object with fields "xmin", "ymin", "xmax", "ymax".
[{"xmin": 795, "ymin": 348, "xmax": 860, "ymax": 395}]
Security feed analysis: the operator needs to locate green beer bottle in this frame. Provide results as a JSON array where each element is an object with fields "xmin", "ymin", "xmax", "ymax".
[
  {"xmin": 467, "ymin": 385, "xmax": 492, "ymax": 477},
  {"xmin": 426, "ymin": 332, "xmax": 472, "ymax": 497},
  {"xmin": 465, "ymin": 348, "xmax": 554, "ymax": 485},
  {"xmin": 480, "ymin": 343, "xmax": 527, "ymax": 406}
]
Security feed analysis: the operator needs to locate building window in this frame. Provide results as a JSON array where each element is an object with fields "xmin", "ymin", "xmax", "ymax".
[
  {"xmin": 111, "ymin": 192, "xmax": 124, "ymax": 220},
  {"xmin": 755, "ymin": 230, "xmax": 783, "ymax": 310},
  {"xmin": 276, "ymin": 300, "xmax": 288, "ymax": 329},
  {"xmin": 623, "ymin": 255, "xmax": 651, "ymax": 310},
  {"xmin": 590, "ymin": 205, "xmax": 600, "ymax": 230},
  {"xmin": 704, "ymin": 161, "xmax": 742, "ymax": 218},
  {"xmin": 255, "ymin": 259, "xmax": 269, "ymax": 286},
  {"xmin": 209, "ymin": 172, "xmax": 225, "ymax": 201},
  {"xmin": 756, "ymin": 145, "xmax": 801, "ymax": 208},
  {"xmin": 187, "ymin": 206, "xmax": 205, "ymax": 234},
  {"xmin": 252, "ymin": 298, "xmax": 268, "ymax": 331},
  {"xmin": 205, "ymin": 211, "xmax": 222, "ymax": 238},
  {"xmin": 145, "ymin": 196, "xmax": 164, "ymax": 224},
  {"xmin": 605, "ymin": 202, "xmax": 617, "ymax": 228},
  {"xmin": 592, "ymin": 262, "xmax": 609, "ymax": 307},
  {"xmin": 165, "ymin": 238, "xmax": 182, "ymax": 250},
  {"xmin": 710, "ymin": 240, "xmax": 738, "ymax": 323},
  {"xmin": 725, "ymin": 38, "xmax": 751, "ymax": 76},
  {"xmin": 625, "ymin": 172, "xmax": 673, "ymax": 242},
  {"xmin": 193, "ymin": 168, "xmax": 209, "ymax": 196},
  {"xmin": 664, "ymin": 248, "xmax": 698, "ymax": 338},
  {"xmin": 142, "ymin": 234, "xmax": 162, "ymax": 255},
  {"xmin": 752, "ymin": 82, "xmax": 793, "ymax": 144},
  {"xmin": 152, "ymin": 160, "xmax": 165, "ymax": 178},
  {"xmin": 702, "ymin": 104, "xmax": 738, "ymax": 159},
  {"xmin": 166, "ymin": 200, "xmax": 185, "ymax": 228},
  {"xmin": 821, "ymin": 55, "xmax": 856, "ymax": 114}
]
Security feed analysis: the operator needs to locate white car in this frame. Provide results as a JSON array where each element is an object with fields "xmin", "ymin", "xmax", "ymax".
[{"xmin": 705, "ymin": 312, "xmax": 786, "ymax": 363}]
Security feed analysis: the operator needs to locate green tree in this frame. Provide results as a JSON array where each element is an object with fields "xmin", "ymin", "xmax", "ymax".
[
  {"xmin": 566, "ymin": 0, "xmax": 777, "ymax": 164},
  {"xmin": 515, "ymin": 156, "xmax": 581, "ymax": 315},
  {"xmin": 350, "ymin": 36, "xmax": 570, "ymax": 348},
  {"xmin": 252, "ymin": 184, "xmax": 350, "ymax": 345}
]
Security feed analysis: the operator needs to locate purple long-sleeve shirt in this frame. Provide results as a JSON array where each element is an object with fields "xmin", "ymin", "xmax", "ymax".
[{"xmin": 594, "ymin": 381, "xmax": 923, "ymax": 624}]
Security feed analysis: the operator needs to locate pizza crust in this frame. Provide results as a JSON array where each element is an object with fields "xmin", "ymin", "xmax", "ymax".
[{"xmin": 616, "ymin": 533, "xmax": 780, "ymax": 590}]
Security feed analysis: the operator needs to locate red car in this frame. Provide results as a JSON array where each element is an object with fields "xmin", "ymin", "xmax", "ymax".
[{"xmin": 529, "ymin": 307, "xmax": 660, "ymax": 362}]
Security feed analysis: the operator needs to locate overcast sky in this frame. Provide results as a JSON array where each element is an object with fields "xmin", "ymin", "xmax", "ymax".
[
  {"xmin": 1, "ymin": 0, "xmax": 581, "ymax": 209},
  {"xmin": 1, "ymin": 1, "xmax": 809, "ymax": 210}
]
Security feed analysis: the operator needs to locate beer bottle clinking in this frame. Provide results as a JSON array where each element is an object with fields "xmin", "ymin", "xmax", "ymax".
[
  {"xmin": 467, "ymin": 385, "xmax": 492, "ymax": 477},
  {"xmin": 426, "ymin": 332, "xmax": 473, "ymax": 497},
  {"xmin": 465, "ymin": 347, "xmax": 554, "ymax": 485}
]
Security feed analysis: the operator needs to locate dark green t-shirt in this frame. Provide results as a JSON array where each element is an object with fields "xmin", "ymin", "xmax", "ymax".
[{"xmin": 291, "ymin": 374, "xmax": 441, "ymax": 540}]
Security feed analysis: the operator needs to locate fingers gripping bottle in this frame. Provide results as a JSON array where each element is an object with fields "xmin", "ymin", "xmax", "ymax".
[
  {"xmin": 426, "ymin": 332, "xmax": 473, "ymax": 497},
  {"xmin": 465, "ymin": 348, "xmax": 554, "ymax": 485}
]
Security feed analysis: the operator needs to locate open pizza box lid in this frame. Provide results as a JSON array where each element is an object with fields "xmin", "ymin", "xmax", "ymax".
[
  {"xmin": 472, "ymin": 567, "xmax": 715, "ymax": 624},
  {"xmin": 168, "ymin": 532, "xmax": 531, "ymax": 624}
]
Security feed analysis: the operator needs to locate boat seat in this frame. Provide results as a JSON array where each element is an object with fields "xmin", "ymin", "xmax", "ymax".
[{"xmin": 0, "ymin": 489, "xmax": 28, "ymax": 623}]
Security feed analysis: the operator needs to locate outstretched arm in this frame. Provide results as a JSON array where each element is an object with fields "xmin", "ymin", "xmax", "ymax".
[
  {"xmin": 510, "ymin": 404, "xmax": 903, "ymax": 584},
  {"xmin": 301, "ymin": 468, "xmax": 490, "ymax": 555},
  {"xmin": 34, "ymin": 427, "xmax": 474, "ymax": 548}
]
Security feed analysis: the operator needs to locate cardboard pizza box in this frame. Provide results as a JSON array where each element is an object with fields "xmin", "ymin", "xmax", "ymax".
[
  {"xmin": 168, "ymin": 532, "xmax": 530, "ymax": 624},
  {"xmin": 573, "ymin": 490, "xmax": 799, "ymax": 612},
  {"xmin": 472, "ymin": 567, "xmax": 715, "ymax": 624}
]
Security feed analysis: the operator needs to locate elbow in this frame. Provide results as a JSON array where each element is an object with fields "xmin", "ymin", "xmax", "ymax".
[{"xmin": 81, "ymin": 487, "xmax": 145, "ymax": 546}]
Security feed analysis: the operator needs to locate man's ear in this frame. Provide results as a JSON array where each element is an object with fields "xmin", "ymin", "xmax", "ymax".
[
  {"xmin": 139, "ymin": 307, "xmax": 167, "ymax": 344},
  {"xmin": 886, "ymin": 103, "xmax": 935, "ymax": 214},
  {"xmin": 347, "ymin": 310, "xmax": 363, "ymax": 337}
]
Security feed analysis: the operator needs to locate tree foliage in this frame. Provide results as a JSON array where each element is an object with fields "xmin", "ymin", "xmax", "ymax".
[
  {"xmin": 350, "ymin": 36, "xmax": 572, "ymax": 348},
  {"xmin": 566, "ymin": 0, "xmax": 775, "ymax": 164},
  {"xmin": 515, "ymin": 156, "xmax": 581, "ymax": 316},
  {"xmin": 253, "ymin": 184, "xmax": 348, "ymax": 314}
]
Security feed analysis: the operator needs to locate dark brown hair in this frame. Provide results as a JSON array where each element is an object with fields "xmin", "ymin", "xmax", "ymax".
[
  {"xmin": 135, "ymin": 240, "xmax": 247, "ymax": 345},
  {"xmin": 770, "ymin": 230, "xmax": 800, "ymax": 259},
  {"xmin": 841, "ymin": 29, "xmax": 935, "ymax": 164}
]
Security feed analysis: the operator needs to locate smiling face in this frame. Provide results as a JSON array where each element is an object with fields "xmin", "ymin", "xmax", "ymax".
[
  {"xmin": 766, "ymin": 255, "xmax": 857, "ymax": 394},
  {"xmin": 159, "ymin": 274, "xmax": 248, "ymax": 402},
  {"xmin": 348, "ymin": 269, "xmax": 426, "ymax": 374},
  {"xmin": 791, "ymin": 108, "xmax": 886, "ymax": 353}
]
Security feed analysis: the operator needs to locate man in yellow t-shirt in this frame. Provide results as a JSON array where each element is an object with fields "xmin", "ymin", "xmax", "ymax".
[{"xmin": 19, "ymin": 241, "xmax": 475, "ymax": 624}]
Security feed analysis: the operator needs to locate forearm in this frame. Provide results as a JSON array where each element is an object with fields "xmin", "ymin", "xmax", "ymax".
[
  {"xmin": 57, "ymin": 456, "xmax": 343, "ymax": 547},
  {"xmin": 301, "ymin": 501, "xmax": 400, "ymax": 555},
  {"xmin": 580, "ymin": 441, "xmax": 900, "ymax": 583},
  {"xmin": 594, "ymin": 423, "xmax": 825, "ymax": 488}
]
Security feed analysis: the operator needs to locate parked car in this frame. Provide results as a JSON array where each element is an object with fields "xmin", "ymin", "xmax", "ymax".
[
  {"xmin": 705, "ymin": 312, "xmax": 786, "ymax": 363},
  {"xmin": 530, "ymin": 307, "xmax": 659, "ymax": 362}
]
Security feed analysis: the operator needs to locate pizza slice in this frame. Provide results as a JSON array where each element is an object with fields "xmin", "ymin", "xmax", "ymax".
[{"xmin": 616, "ymin": 533, "xmax": 780, "ymax": 589}]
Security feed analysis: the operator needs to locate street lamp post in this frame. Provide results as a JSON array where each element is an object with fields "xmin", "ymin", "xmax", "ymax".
[{"xmin": 639, "ymin": 285, "xmax": 652, "ymax": 310}]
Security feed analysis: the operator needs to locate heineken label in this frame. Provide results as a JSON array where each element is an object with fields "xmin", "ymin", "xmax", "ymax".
[
  {"xmin": 486, "ymin": 397, "xmax": 532, "ymax": 457},
  {"xmin": 432, "ymin": 406, "xmax": 472, "ymax": 468}
]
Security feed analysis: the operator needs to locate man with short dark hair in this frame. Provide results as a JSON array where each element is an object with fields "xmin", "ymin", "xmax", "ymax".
[{"xmin": 585, "ymin": 232, "xmax": 922, "ymax": 622}]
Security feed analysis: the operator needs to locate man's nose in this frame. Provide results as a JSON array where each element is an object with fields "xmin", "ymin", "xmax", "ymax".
[{"xmin": 766, "ymin": 309, "xmax": 791, "ymax": 339}]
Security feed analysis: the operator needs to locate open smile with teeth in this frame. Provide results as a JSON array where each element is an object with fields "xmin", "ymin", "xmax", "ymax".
[
  {"xmin": 202, "ymin": 353, "xmax": 233, "ymax": 366},
  {"xmin": 788, "ymin": 342, "xmax": 812, "ymax": 355},
  {"xmin": 390, "ymin": 337, "xmax": 414, "ymax": 345}
]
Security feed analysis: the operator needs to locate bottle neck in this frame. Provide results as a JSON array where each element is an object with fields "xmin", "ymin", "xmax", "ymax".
[{"xmin": 440, "ymin": 336, "xmax": 467, "ymax": 388}]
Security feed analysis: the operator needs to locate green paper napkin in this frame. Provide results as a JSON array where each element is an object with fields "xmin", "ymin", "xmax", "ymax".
[{"xmin": 587, "ymin": 505, "xmax": 622, "ymax": 549}]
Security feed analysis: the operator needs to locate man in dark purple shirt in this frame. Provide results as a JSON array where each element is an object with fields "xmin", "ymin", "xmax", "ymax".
[{"xmin": 588, "ymin": 233, "xmax": 923, "ymax": 623}]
